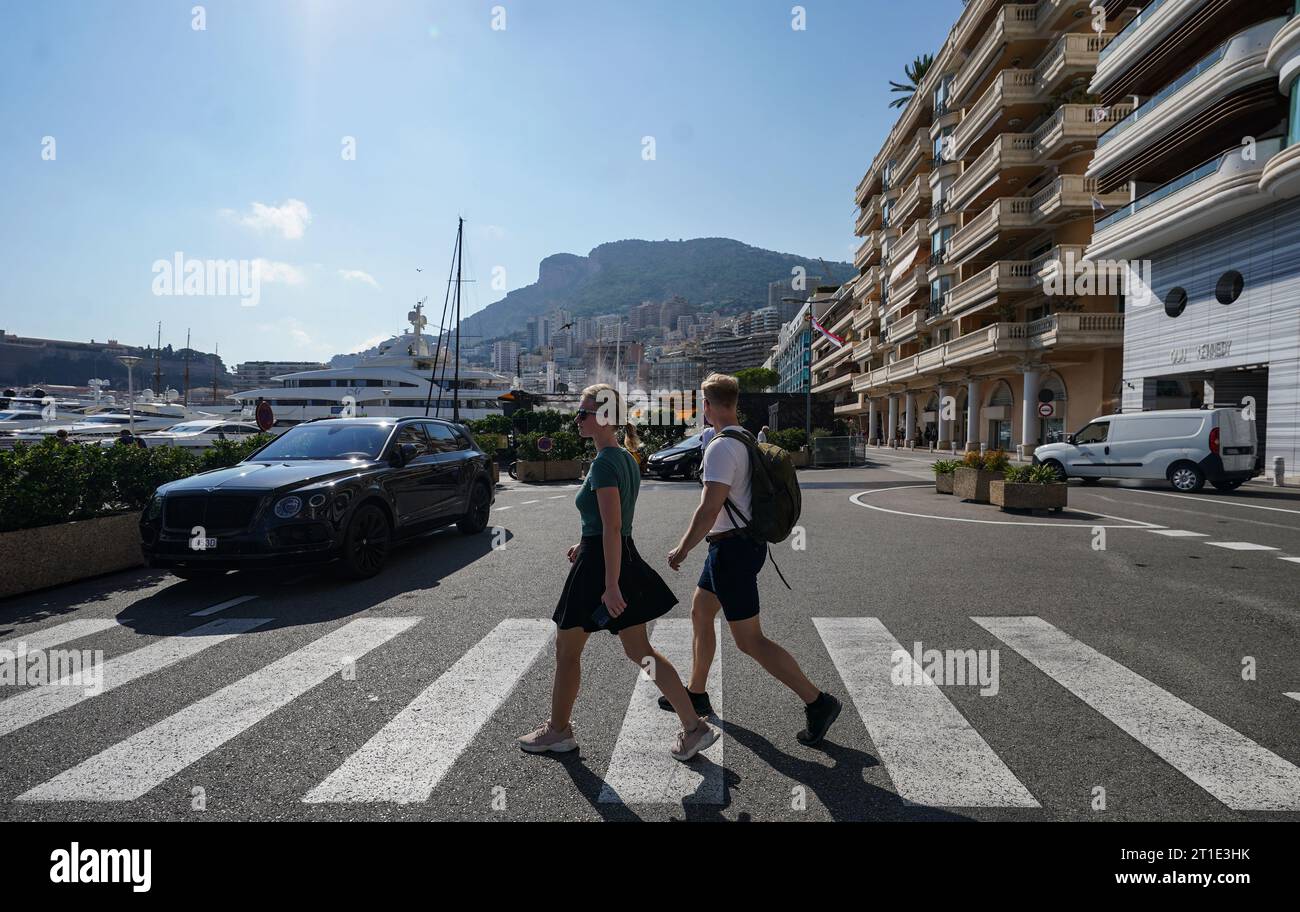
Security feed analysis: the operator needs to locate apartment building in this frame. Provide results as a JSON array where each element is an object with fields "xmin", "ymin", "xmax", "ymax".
[
  {"xmin": 824, "ymin": 0, "xmax": 1132, "ymax": 453},
  {"xmin": 1084, "ymin": 0, "xmax": 1300, "ymax": 480}
]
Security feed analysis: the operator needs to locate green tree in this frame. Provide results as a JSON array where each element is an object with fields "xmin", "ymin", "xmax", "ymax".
[
  {"xmin": 889, "ymin": 54, "xmax": 934, "ymax": 109},
  {"xmin": 735, "ymin": 367, "xmax": 779, "ymax": 392}
]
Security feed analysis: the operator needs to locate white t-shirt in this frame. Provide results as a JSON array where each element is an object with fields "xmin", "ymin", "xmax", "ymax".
[{"xmin": 701, "ymin": 425, "xmax": 752, "ymax": 534}]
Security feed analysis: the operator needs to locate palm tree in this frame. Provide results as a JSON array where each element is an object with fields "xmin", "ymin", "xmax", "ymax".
[{"xmin": 888, "ymin": 54, "xmax": 934, "ymax": 109}]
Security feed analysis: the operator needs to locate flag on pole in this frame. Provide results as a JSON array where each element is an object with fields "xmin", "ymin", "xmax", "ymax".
[{"xmin": 811, "ymin": 314, "xmax": 847, "ymax": 349}]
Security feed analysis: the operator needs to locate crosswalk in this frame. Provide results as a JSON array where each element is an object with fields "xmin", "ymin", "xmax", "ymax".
[{"xmin": 2, "ymin": 611, "xmax": 1298, "ymax": 813}]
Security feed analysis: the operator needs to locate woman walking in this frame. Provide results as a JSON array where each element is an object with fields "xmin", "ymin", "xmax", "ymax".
[{"xmin": 519, "ymin": 384, "xmax": 720, "ymax": 761}]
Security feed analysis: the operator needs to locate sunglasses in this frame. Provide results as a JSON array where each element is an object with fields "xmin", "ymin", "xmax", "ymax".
[{"xmin": 575, "ymin": 408, "xmax": 594, "ymax": 420}]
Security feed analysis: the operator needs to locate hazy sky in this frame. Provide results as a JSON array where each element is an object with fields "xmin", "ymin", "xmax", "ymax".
[{"xmin": 0, "ymin": 0, "xmax": 963, "ymax": 365}]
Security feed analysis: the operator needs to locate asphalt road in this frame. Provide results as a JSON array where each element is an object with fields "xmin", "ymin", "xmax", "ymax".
[{"xmin": 2, "ymin": 453, "xmax": 1298, "ymax": 822}]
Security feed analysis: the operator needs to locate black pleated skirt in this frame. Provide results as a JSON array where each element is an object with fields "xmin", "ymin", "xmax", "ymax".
[{"xmin": 553, "ymin": 535, "xmax": 679, "ymax": 635}]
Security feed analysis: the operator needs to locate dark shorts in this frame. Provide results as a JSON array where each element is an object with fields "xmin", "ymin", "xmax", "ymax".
[
  {"xmin": 554, "ymin": 535, "xmax": 678, "ymax": 635},
  {"xmin": 697, "ymin": 535, "xmax": 767, "ymax": 623}
]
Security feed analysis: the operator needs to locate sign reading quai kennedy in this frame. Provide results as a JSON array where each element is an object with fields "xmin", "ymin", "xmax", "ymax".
[{"xmin": 1170, "ymin": 340, "xmax": 1232, "ymax": 365}]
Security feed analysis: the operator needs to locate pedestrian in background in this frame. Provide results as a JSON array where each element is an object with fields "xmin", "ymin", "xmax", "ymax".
[
  {"xmin": 519, "ymin": 383, "xmax": 720, "ymax": 761},
  {"xmin": 757, "ymin": 425, "xmax": 769, "ymax": 444}
]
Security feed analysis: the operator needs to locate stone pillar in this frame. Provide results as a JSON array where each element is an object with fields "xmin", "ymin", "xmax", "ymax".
[
  {"xmin": 937, "ymin": 384, "xmax": 951, "ymax": 449},
  {"xmin": 904, "ymin": 392, "xmax": 916, "ymax": 448},
  {"xmin": 867, "ymin": 398, "xmax": 878, "ymax": 446},
  {"xmin": 965, "ymin": 379, "xmax": 981, "ymax": 451},
  {"xmin": 1021, "ymin": 367, "xmax": 1041, "ymax": 460},
  {"xmin": 887, "ymin": 395, "xmax": 899, "ymax": 448}
]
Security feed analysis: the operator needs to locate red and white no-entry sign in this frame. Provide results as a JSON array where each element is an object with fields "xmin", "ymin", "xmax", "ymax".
[{"xmin": 1037, "ymin": 402, "xmax": 1055, "ymax": 418}]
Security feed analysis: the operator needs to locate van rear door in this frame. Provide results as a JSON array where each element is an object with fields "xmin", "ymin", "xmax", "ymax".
[{"xmin": 1217, "ymin": 409, "xmax": 1257, "ymax": 474}]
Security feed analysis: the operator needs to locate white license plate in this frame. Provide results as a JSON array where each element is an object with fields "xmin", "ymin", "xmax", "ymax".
[{"xmin": 190, "ymin": 537, "xmax": 219, "ymax": 551}]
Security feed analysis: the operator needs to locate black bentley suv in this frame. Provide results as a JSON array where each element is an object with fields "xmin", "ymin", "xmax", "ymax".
[{"xmin": 140, "ymin": 417, "xmax": 494, "ymax": 580}]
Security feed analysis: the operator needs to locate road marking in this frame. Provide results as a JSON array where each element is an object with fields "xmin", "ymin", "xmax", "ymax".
[
  {"xmin": 974, "ymin": 616, "xmax": 1300, "ymax": 811},
  {"xmin": 547, "ymin": 495, "xmax": 565, "ymax": 500},
  {"xmin": 848, "ymin": 487, "xmax": 1162, "ymax": 529},
  {"xmin": 0, "ymin": 617, "xmax": 270, "ymax": 738},
  {"xmin": 599, "ymin": 620, "xmax": 724, "ymax": 805},
  {"xmin": 812, "ymin": 617, "xmax": 1039, "ymax": 808},
  {"xmin": 1118, "ymin": 487, "xmax": 1300, "ymax": 517},
  {"xmin": 1148, "ymin": 529, "xmax": 1209, "ymax": 538},
  {"xmin": 191, "ymin": 595, "xmax": 258, "ymax": 617},
  {"xmin": 19, "ymin": 617, "xmax": 419, "ymax": 802},
  {"xmin": 520, "ymin": 500, "xmax": 539, "ymax": 505},
  {"xmin": 1203, "ymin": 541, "xmax": 1279, "ymax": 552},
  {"xmin": 1286, "ymin": 693, "xmax": 1299, "ymax": 703},
  {"xmin": 0, "ymin": 619, "xmax": 118, "ymax": 655},
  {"xmin": 304, "ymin": 619, "xmax": 553, "ymax": 804},
  {"xmin": 1281, "ymin": 557, "xmax": 1300, "ymax": 564},
  {"xmin": 495, "ymin": 506, "xmax": 513, "ymax": 511}
]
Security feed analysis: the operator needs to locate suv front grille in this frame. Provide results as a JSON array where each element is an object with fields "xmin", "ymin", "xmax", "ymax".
[{"xmin": 163, "ymin": 494, "xmax": 264, "ymax": 532}]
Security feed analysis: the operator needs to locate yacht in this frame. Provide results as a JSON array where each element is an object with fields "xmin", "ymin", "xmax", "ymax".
[
  {"xmin": 1, "ymin": 395, "xmax": 215, "ymax": 447},
  {"xmin": 230, "ymin": 303, "xmax": 510, "ymax": 424}
]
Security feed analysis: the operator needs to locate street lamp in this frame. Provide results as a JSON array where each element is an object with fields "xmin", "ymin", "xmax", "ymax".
[{"xmin": 117, "ymin": 355, "xmax": 142, "ymax": 434}]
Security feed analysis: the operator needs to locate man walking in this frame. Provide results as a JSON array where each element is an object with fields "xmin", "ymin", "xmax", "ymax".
[{"xmin": 663, "ymin": 373, "xmax": 841, "ymax": 745}]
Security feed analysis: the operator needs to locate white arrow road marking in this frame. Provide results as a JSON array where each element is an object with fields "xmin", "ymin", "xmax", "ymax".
[
  {"xmin": 974, "ymin": 616, "xmax": 1300, "ymax": 811},
  {"xmin": 813, "ymin": 617, "xmax": 1039, "ymax": 808},
  {"xmin": 304, "ymin": 619, "xmax": 553, "ymax": 804},
  {"xmin": 0, "ymin": 617, "xmax": 270, "ymax": 738},
  {"xmin": 19, "ymin": 617, "xmax": 418, "ymax": 802},
  {"xmin": 599, "ymin": 620, "xmax": 724, "ymax": 805}
]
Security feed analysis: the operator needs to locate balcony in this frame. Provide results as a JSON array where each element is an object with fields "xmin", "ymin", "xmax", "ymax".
[
  {"xmin": 1030, "ymin": 174, "xmax": 1130, "ymax": 223},
  {"xmin": 853, "ymin": 236, "xmax": 875, "ymax": 271},
  {"xmin": 1034, "ymin": 103, "xmax": 1134, "ymax": 160},
  {"xmin": 894, "ymin": 128, "xmax": 933, "ymax": 186},
  {"xmin": 947, "ymin": 133, "xmax": 1036, "ymax": 214},
  {"xmin": 952, "ymin": 4, "xmax": 1041, "ymax": 104},
  {"xmin": 1034, "ymin": 32, "xmax": 1111, "ymax": 96},
  {"xmin": 1092, "ymin": 0, "xmax": 1196, "ymax": 97},
  {"xmin": 855, "ymin": 195, "xmax": 882, "ymax": 237},
  {"xmin": 852, "ymin": 267, "xmax": 881, "ymax": 303},
  {"xmin": 945, "ymin": 261, "xmax": 1037, "ymax": 317},
  {"xmin": 1092, "ymin": 18, "xmax": 1284, "ymax": 176},
  {"xmin": 851, "ymin": 335, "xmax": 879, "ymax": 362},
  {"xmin": 1089, "ymin": 138, "xmax": 1285, "ymax": 261},
  {"xmin": 894, "ymin": 173, "xmax": 934, "ymax": 226},
  {"xmin": 890, "ymin": 262, "xmax": 929, "ymax": 310},
  {"xmin": 947, "ymin": 197, "xmax": 1035, "ymax": 262},
  {"xmin": 884, "ymin": 310, "xmax": 923, "ymax": 345},
  {"xmin": 835, "ymin": 395, "xmax": 869, "ymax": 417},
  {"xmin": 950, "ymin": 70, "xmax": 1040, "ymax": 161}
]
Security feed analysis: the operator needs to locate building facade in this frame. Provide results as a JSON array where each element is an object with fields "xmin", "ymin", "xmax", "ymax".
[
  {"xmin": 823, "ymin": 0, "xmax": 1132, "ymax": 453},
  {"xmin": 234, "ymin": 361, "xmax": 328, "ymax": 390},
  {"xmin": 1085, "ymin": 0, "xmax": 1300, "ymax": 481}
]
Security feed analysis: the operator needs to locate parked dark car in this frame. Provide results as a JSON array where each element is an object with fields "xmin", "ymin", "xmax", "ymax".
[
  {"xmin": 140, "ymin": 417, "xmax": 494, "ymax": 580},
  {"xmin": 645, "ymin": 431, "xmax": 707, "ymax": 479}
]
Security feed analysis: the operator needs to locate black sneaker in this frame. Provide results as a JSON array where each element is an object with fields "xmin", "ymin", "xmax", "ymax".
[
  {"xmin": 797, "ymin": 692, "xmax": 842, "ymax": 746},
  {"xmin": 657, "ymin": 690, "xmax": 714, "ymax": 717}
]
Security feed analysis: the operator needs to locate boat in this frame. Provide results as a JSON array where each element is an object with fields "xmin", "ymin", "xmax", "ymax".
[{"xmin": 2, "ymin": 395, "xmax": 217, "ymax": 447}]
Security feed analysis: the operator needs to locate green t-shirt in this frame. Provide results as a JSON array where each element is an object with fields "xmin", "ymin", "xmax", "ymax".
[{"xmin": 576, "ymin": 446, "xmax": 639, "ymax": 537}]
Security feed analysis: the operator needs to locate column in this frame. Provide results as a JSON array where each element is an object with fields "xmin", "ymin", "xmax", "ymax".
[
  {"xmin": 887, "ymin": 396, "xmax": 899, "ymax": 448},
  {"xmin": 904, "ymin": 392, "xmax": 916, "ymax": 448},
  {"xmin": 965, "ymin": 379, "xmax": 981, "ymax": 451},
  {"xmin": 937, "ymin": 384, "xmax": 951, "ymax": 449},
  {"xmin": 1020, "ymin": 367, "xmax": 1040, "ymax": 460},
  {"xmin": 867, "ymin": 398, "xmax": 878, "ymax": 446}
]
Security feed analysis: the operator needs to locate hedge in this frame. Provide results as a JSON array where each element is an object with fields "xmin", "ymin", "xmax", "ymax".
[{"xmin": 0, "ymin": 435, "xmax": 273, "ymax": 534}]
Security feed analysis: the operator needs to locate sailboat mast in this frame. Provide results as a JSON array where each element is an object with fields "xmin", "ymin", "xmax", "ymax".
[
  {"xmin": 454, "ymin": 216, "xmax": 463, "ymax": 424},
  {"xmin": 183, "ymin": 328, "xmax": 191, "ymax": 406},
  {"xmin": 154, "ymin": 321, "xmax": 163, "ymax": 392}
]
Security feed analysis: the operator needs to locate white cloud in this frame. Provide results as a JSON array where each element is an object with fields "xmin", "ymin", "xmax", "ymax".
[
  {"xmin": 229, "ymin": 199, "xmax": 313, "ymax": 239},
  {"xmin": 256, "ymin": 317, "xmax": 329, "ymax": 354},
  {"xmin": 253, "ymin": 259, "xmax": 306, "ymax": 285},
  {"xmin": 480, "ymin": 224, "xmax": 506, "ymax": 241},
  {"xmin": 338, "ymin": 269, "xmax": 380, "ymax": 289},
  {"xmin": 350, "ymin": 333, "xmax": 393, "ymax": 352}
]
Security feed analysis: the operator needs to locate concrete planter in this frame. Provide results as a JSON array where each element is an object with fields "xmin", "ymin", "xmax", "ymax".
[
  {"xmin": 0, "ymin": 513, "xmax": 145, "ymax": 599},
  {"xmin": 516, "ymin": 459, "xmax": 583, "ymax": 482},
  {"xmin": 935, "ymin": 473, "xmax": 955, "ymax": 495},
  {"xmin": 789, "ymin": 451, "xmax": 809, "ymax": 468},
  {"xmin": 491, "ymin": 463, "xmax": 500, "ymax": 485},
  {"xmin": 991, "ymin": 481, "xmax": 1068, "ymax": 513},
  {"xmin": 954, "ymin": 467, "xmax": 1003, "ymax": 503}
]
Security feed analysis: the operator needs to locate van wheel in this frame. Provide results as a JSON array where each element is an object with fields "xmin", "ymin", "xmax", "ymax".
[
  {"xmin": 1042, "ymin": 459, "xmax": 1067, "ymax": 483},
  {"xmin": 1168, "ymin": 462, "xmax": 1205, "ymax": 493},
  {"xmin": 1212, "ymin": 478, "xmax": 1245, "ymax": 493},
  {"xmin": 458, "ymin": 482, "xmax": 492, "ymax": 534},
  {"xmin": 337, "ymin": 503, "xmax": 392, "ymax": 579}
]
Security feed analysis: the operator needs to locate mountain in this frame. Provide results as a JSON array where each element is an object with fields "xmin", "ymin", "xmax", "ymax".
[{"xmin": 459, "ymin": 238, "xmax": 853, "ymax": 341}]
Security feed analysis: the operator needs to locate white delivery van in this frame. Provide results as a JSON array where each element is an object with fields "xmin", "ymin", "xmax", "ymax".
[{"xmin": 1032, "ymin": 408, "xmax": 1257, "ymax": 492}]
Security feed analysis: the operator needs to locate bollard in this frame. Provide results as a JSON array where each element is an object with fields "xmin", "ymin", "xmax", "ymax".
[{"xmin": 1274, "ymin": 457, "xmax": 1285, "ymax": 487}]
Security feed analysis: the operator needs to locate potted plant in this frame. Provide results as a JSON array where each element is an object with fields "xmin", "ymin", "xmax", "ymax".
[
  {"xmin": 514, "ymin": 431, "xmax": 590, "ymax": 482},
  {"xmin": 990, "ymin": 463, "xmax": 1068, "ymax": 513},
  {"xmin": 931, "ymin": 459, "xmax": 959, "ymax": 494},
  {"xmin": 953, "ymin": 449, "xmax": 1010, "ymax": 503}
]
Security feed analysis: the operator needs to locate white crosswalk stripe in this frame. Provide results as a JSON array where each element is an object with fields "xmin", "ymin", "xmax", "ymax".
[
  {"xmin": 599, "ymin": 620, "xmax": 723, "ymax": 805},
  {"xmin": 18, "ymin": 617, "xmax": 418, "ymax": 802},
  {"xmin": 813, "ymin": 617, "xmax": 1040, "ymax": 808},
  {"xmin": 0, "ymin": 617, "xmax": 270, "ymax": 738},
  {"xmin": 974, "ymin": 616, "xmax": 1300, "ymax": 811},
  {"xmin": 1204, "ymin": 541, "xmax": 1278, "ymax": 551},
  {"xmin": 0, "ymin": 619, "xmax": 118, "ymax": 655},
  {"xmin": 1148, "ymin": 529, "xmax": 1209, "ymax": 538},
  {"xmin": 304, "ymin": 619, "xmax": 553, "ymax": 804}
]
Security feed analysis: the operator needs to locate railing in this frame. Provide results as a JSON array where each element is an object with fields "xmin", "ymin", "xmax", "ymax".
[
  {"xmin": 812, "ymin": 436, "xmax": 867, "ymax": 468},
  {"xmin": 950, "ymin": 133, "xmax": 1035, "ymax": 206},
  {"xmin": 1096, "ymin": 138, "xmax": 1283, "ymax": 231},
  {"xmin": 1099, "ymin": 42, "xmax": 1228, "ymax": 148},
  {"xmin": 1099, "ymin": 0, "xmax": 1169, "ymax": 64}
]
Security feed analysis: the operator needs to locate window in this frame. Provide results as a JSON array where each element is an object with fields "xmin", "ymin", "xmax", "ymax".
[
  {"xmin": 424, "ymin": 422, "xmax": 466, "ymax": 453},
  {"xmin": 1215, "ymin": 270, "xmax": 1243, "ymax": 305},
  {"xmin": 1291, "ymin": 74, "xmax": 1300, "ymax": 147},
  {"xmin": 1074, "ymin": 421, "xmax": 1109, "ymax": 445},
  {"xmin": 1164, "ymin": 286, "xmax": 1188, "ymax": 318},
  {"xmin": 396, "ymin": 423, "xmax": 433, "ymax": 457}
]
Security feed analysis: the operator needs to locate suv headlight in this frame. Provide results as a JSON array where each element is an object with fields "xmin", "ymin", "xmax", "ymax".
[
  {"xmin": 144, "ymin": 494, "xmax": 163, "ymax": 521},
  {"xmin": 274, "ymin": 495, "xmax": 303, "ymax": 519}
]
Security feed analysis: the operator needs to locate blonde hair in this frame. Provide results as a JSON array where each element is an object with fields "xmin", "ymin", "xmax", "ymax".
[
  {"xmin": 581, "ymin": 383, "xmax": 641, "ymax": 452},
  {"xmin": 701, "ymin": 372, "xmax": 740, "ymax": 409}
]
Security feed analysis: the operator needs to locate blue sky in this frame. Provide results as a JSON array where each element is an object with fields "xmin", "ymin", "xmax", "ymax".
[{"xmin": 0, "ymin": 0, "xmax": 963, "ymax": 365}]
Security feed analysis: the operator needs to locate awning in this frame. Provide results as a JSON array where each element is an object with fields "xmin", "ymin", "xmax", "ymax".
[{"xmin": 888, "ymin": 246, "xmax": 920, "ymax": 287}]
